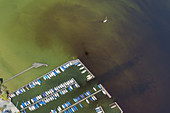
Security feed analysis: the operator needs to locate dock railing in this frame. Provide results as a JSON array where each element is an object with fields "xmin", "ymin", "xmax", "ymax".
[{"xmin": 115, "ymin": 102, "xmax": 123, "ymax": 113}]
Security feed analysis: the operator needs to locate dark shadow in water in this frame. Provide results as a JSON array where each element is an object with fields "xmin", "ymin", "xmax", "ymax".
[
  {"xmin": 6, "ymin": 90, "xmax": 9, "ymax": 95},
  {"xmin": 0, "ymin": 78, "xmax": 3, "ymax": 84},
  {"xmin": 84, "ymin": 54, "xmax": 142, "ymax": 82},
  {"xmin": 118, "ymin": 80, "xmax": 153, "ymax": 101},
  {"xmin": 98, "ymin": 60, "xmax": 134, "ymax": 82},
  {"xmin": 131, "ymin": 81, "xmax": 152, "ymax": 95},
  {"xmin": 84, "ymin": 51, "xmax": 89, "ymax": 56}
]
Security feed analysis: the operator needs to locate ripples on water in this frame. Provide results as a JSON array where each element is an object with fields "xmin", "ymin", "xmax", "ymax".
[{"xmin": 0, "ymin": 0, "xmax": 170, "ymax": 113}]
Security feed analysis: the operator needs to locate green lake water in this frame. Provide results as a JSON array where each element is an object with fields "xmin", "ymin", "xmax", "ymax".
[{"xmin": 0, "ymin": 0, "xmax": 170, "ymax": 113}]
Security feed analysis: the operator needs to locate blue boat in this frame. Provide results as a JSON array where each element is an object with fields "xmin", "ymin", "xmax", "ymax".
[
  {"xmin": 77, "ymin": 97, "xmax": 81, "ymax": 101},
  {"xmin": 39, "ymin": 101, "xmax": 42, "ymax": 105},
  {"xmin": 66, "ymin": 102, "xmax": 70, "ymax": 106},
  {"xmin": 89, "ymin": 97, "xmax": 93, "ymax": 102},
  {"xmin": 64, "ymin": 65, "xmax": 68, "ymax": 68},
  {"xmin": 69, "ymin": 108, "xmax": 73, "ymax": 113},
  {"xmin": 53, "ymin": 71, "xmax": 57, "ymax": 75},
  {"xmin": 53, "ymin": 88, "xmax": 56, "ymax": 91},
  {"xmin": 72, "ymin": 107, "xmax": 76, "ymax": 111},
  {"xmin": 87, "ymin": 91, "xmax": 91, "ymax": 95},
  {"xmin": 96, "ymin": 109, "xmax": 100, "ymax": 112},
  {"xmin": 41, "ymin": 101, "xmax": 44, "ymax": 105},
  {"xmin": 67, "ymin": 102, "xmax": 71, "ymax": 106},
  {"xmin": 34, "ymin": 104, "xmax": 37, "ymax": 109},
  {"xmin": 84, "ymin": 92, "xmax": 88, "ymax": 96},
  {"xmin": 19, "ymin": 90, "xmax": 22, "ymax": 94},
  {"xmin": 38, "ymin": 79, "xmax": 41, "ymax": 83},
  {"xmin": 36, "ymin": 104, "xmax": 39, "ymax": 108},
  {"xmin": 69, "ymin": 63, "xmax": 72, "ymax": 66},
  {"xmin": 33, "ymin": 98, "xmax": 37, "ymax": 102},
  {"xmin": 79, "ymin": 103, "xmax": 83, "ymax": 108},
  {"xmin": 80, "ymin": 94, "xmax": 85, "ymax": 98},
  {"xmin": 44, "ymin": 92, "xmax": 47, "ymax": 96},
  {"xmin": 45, "ymin": 75, "xmax": 48, "ymax": 79},
  {"xmin": 74, "ymin": 62, "xmax": 79, "ymax": 65},
  {"xmin": 27, "ymin": 85, "xmax": 30, "ymax": 89},
  {"xmin": 73, "ymin": 84, "xmax": 76, "ymax": 88},
  {"xmin": 74, "ymin": 106, "xmax": 78, "ymax": 110},
  {"xmin": 63, "ymin": 104, "xmax": 67, "ymax": 108},
  {"xmin": 59, "ymin": 91, "xmax": 63, "ymax": 95},
  {"xmin": 31, "ymin": 83, "xmax": 34, "ymax": 87},
  {"xmin": 43, "ymin": 101, "xmax": 46, "ymax": 104},
  {"xmin": 62, "ymin": 66, "xmax": 65, "ymax": 70},
  {"xmin": 98, "ymin": 85, "xmax": 101, "ymax": 89},
  {"xmin": 73, "ymin": 98, "xmax": 77, "ymax": 102},
  {"xmin": 68, "ymin": 87, "xmax": 71, "ymax": 91},
  {"xmin": 22, "ymin": 103, "xmax": 25, "ymax": 108}
]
